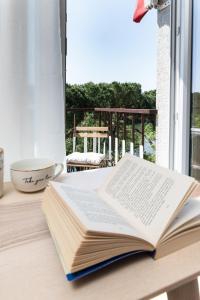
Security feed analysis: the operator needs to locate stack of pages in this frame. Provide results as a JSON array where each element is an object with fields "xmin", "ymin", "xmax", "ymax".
[{"xmin": 43, "ymin": 154, "xmax": 200, "ymax": 281}]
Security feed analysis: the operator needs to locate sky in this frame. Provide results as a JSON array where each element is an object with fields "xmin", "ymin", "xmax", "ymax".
[
  {"xmin": 192, "ymin": 0, "xmax": 200, "ymax": 93},
  {"xmin": 66, "ymin": 0, "xmax": 157, "ymax": 92}
]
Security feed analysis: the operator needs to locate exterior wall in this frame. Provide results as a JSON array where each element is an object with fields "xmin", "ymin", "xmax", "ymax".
[{"xmin": 156, "ymin": 5, "xmax": 171, "ymax": 168}]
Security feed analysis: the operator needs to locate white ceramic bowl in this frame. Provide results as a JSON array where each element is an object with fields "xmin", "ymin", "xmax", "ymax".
[{"xmin": 10, "ymin": 158, "xmax": 64, "ymax": 192}]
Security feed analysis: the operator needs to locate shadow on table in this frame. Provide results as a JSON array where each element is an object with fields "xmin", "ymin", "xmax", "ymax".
[{"xmin": 72, "ymin": 252, "xmax": 151, "ymax": 288}]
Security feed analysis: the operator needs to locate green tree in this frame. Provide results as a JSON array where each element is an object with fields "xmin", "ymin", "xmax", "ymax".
[
  {"xmin": 65, "ymin": 82, "xmax": 156, "ymax": 159},
  {"xmin": 66, "ymin": 82, "xmax": 156, "ymax": 109}
]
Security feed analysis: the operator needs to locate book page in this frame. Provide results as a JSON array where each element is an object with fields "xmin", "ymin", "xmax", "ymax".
[
  {"xmin": 98, "ymin": 154, "xmax": 195, "ymax": 246},
  {"xmin": 164, "ymin": 197, "xmax": 200, "ymax": 236},
  {"xmin": 51, "ymin": 182, "xmax": 143, "ymax": 239}
]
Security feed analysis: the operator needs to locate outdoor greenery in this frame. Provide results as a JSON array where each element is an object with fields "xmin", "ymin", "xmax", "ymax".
[
  {"xmin": 192, "ymin": 93, "xmax": 200, "ymax": 128},
  {"xmin": 66, "ymin": 82, "xmax": 156, "ymax": 109},
  {"xmin": 66, "ymin": 82, "xmax": 156, "ymax": 162}
]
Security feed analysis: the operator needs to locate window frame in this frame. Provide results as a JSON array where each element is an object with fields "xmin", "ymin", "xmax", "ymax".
[{"xmin": 170, "ymin": 0, "xmax": 193, "ymax": 175}]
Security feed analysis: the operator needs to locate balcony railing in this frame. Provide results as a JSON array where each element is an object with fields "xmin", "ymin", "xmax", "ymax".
[{"xmin": 66, "ymin": 107, "xmax": 157, "ymax": 164}]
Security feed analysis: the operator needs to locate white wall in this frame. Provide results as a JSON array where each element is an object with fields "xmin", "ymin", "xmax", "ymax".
[{"xmin": 156, "ymin": 5, "xmax": 171, "ymax": 168}]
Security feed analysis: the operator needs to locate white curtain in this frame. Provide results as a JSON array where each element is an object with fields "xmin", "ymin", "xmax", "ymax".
[{"xmin": 0, "ymin": 0, "xmax": 65, "ymax": 179}]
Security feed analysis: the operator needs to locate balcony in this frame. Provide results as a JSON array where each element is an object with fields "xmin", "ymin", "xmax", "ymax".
[{"xmin": 66, "ymin": 107, "xmax": 157, "ymax": 170}]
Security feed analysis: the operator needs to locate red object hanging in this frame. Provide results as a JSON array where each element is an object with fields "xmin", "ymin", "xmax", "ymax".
[{"xmin": 133, "ymin": 0, "xmax": 149, "ymax": 23}]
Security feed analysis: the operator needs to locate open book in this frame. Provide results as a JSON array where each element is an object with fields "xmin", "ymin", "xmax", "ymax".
[{"xmin": 42, "ymin": 154, "xmax": 200, "ymax": 281}]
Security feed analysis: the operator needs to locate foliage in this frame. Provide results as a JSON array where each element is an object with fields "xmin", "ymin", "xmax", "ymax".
[
  {"xmin": 191, "ymin": 93, "xmax": 200, "ymax": 128},
  {"xmin": 65, "ymin": 82, "xmax": 156, "ymax": 162},
  {"xmin": 66, "ymin": 82, "xmax": 156, "ymax": 109},
  {"xmin": 66, "ymin": 112, "xmax": 99, "ymax": 155},
  {"xmin": 79, "ymin": 112, "xmax": 98, "ymax": 127}
]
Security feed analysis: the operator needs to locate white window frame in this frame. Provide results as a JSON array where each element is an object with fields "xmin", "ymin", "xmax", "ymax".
[
  {"xmin": 60, "ymin": 0, "xmax": 67, "ymax": 92},
  {"xmin": 170, "ymin": 0, "xmax": 192, "ymax": 174}
]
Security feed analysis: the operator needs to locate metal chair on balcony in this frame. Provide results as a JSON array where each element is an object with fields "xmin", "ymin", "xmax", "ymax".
[{"xmin": 66, "ymin": 126, "xmax": 110, "ymax": 172}]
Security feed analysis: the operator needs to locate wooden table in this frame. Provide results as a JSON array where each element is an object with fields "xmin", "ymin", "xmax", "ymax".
[{"xmin": 0, "ymin": 174, "xmax": 200, "ymax": 300}]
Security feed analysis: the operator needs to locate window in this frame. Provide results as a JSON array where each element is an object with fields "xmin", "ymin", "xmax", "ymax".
[{"xmin": 190, "ymin": 0, "xmax": 200, "ymax": 180}]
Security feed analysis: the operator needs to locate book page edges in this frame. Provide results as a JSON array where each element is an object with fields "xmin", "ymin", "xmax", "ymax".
[{"xmin": 155, "ymin": 227, "xmax": 200, "ymax": 259}]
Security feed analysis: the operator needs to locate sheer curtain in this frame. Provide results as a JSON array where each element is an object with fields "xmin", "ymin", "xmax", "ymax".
[{"xmin": 0, "ymin": 0, "xmax": 65, "ymax": 179}]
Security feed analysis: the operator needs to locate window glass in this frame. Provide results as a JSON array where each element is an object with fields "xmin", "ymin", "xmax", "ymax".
[{"xmin": 190, "ymin": 0, "xmax": 200, "ymax": 180}]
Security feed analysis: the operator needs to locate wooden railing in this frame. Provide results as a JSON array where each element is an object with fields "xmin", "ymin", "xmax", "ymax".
[{"xmin": 66, "ymin": 107, "xmax": 157, "ymax": 164}]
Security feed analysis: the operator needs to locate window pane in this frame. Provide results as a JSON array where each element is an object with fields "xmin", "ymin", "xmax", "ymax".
[{"xmin": 190, "ymin": 0, "xmax": 200, "ymax": 180}]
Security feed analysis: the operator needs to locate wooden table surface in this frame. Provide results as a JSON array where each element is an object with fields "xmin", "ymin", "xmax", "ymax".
[{"xmin": 0, "ymin": 178, "xmax": 200, "ymax": 300}]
